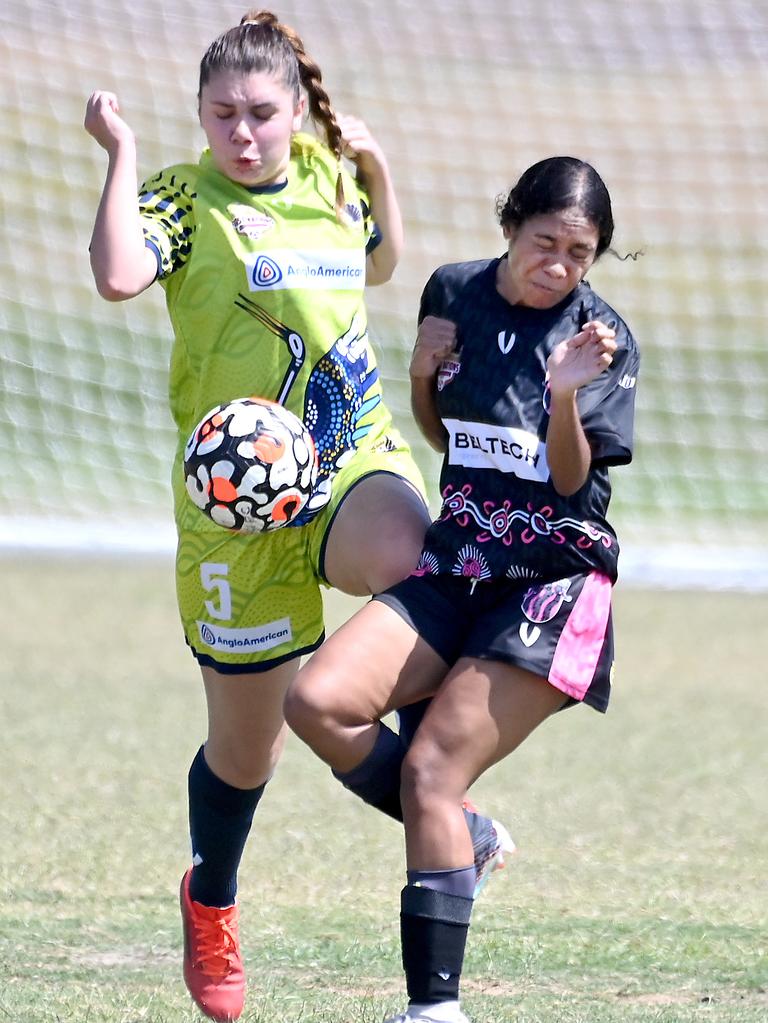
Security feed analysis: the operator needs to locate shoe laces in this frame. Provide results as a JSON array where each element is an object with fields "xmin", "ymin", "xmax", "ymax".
[{"xmin": 191, "ymin": 913, "xmax": 240, "ymax": 978}]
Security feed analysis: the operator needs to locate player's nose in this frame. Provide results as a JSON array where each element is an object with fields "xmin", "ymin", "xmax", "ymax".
[
  {"xmin": 230, "ymin": 118, "xmax": 254, "ymax": 143},
  {"xmin": 545, "ymin": 260, "xmax": 567, "ymax": 279}
]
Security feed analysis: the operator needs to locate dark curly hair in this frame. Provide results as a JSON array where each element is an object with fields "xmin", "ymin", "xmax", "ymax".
[{"xmin": 496, "ymin": 157, "xmax": 614, "ymax": 258}]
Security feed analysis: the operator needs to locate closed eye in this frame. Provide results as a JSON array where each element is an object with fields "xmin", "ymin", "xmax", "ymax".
[{"xmin": 210, "ymin": 104, "xmax": 276, "ymax": 121}]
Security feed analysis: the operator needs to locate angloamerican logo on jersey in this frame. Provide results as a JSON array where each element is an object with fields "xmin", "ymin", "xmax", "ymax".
[
  {"xmin": 245, "ymin": 249, "xmax": 366, "ymax": 291},
  {"xmin": 250, "ymin": 254, "xmax": 283, "ymax": 287},
  {"xmin": 444, "ymin": 419, "xmax": 550, "ymax": 483}
]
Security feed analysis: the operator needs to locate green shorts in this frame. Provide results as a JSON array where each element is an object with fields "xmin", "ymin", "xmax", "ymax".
[{"xmin": 173, "ymin": 430, "xmax": 426, "ymax": 673}]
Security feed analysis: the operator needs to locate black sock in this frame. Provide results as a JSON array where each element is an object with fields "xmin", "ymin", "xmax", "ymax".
[
  {"xmin": 396, "ymin": 699, "xmax": 431, "ymax": 746},
  {"xmin": 187, "ymin": 745, "xmax": 265, "ymax": 908},
  {"xmin": 332, "ymin": 722, "xmax": 405, "ymax": 820},
  {"xmin": 400, "ymin": 884, "xmax": 473, "ymax": 1003},
  {"xmin": 332, "ymin": 724, "xmax": 497, "ymax": 878}
]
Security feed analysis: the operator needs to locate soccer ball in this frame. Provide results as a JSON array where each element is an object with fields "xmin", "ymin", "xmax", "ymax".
[{"xmin": 184, "ymin": 397, "xmax": 318, "ymax": 533}]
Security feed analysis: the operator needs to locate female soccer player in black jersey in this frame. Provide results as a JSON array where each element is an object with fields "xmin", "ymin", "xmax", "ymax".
[{"xmin": 286, "ymin": 155, "xmax": 640, "ymax": 1023}]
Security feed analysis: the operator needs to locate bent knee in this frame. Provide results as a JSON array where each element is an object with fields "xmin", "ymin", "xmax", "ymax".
[
  {"xmin": 205, "ymin": 731, "xmax": 286, "ymax": 789},
  {"xmin": 284, "ymin": 670, "xmax": 345, "ymax": 742},
  {"xmin": 400, "ymin": 742, "xmax": 453, "ymax": 813}
]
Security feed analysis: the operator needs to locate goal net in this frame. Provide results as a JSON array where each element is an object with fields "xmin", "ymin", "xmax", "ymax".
[{"xmin": 1, "ymin": 0, "xmax": 766, "ymax": 586}]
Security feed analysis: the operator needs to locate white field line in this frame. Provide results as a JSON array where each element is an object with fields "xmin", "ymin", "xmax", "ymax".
[{"xmin": 1, "ymin": 517, "xmax": 766, "ymax": 591}]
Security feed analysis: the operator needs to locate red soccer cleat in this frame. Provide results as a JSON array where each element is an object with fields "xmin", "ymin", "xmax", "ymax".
[{"xmin": 180, "ymin": 868, "xmax": 245, "ymax": 1022}]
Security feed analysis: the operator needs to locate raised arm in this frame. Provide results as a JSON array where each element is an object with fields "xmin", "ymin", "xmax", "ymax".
[
  {"xmin": 409, "ymin": 315, "xmax": 458, "ymax": 453},
  {"xmin": 84, "ymin": 91, "xmax": 158, "ymax": 301},
  {"xmin": 338, "ymin": 115, "xmax": 403, "ymax": 286},
  {"xmin": 545, "ymin": 320, "xmax": 617, "ymax": 496}
]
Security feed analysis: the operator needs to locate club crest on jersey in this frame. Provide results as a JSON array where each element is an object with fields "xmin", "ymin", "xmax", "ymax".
[
  {"xmin": 229, "ymin": 205, "xmax": 275, "ymax": 240},
  {"xmin": 521, "ymin": 578, "xmax": 573, "ymax": 623},
  {"xmin": 437, "ymin": 357, "xmax": 461, "ymax": 391}
]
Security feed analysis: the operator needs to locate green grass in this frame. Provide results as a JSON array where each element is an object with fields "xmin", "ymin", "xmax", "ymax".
[{"xmin": 1, "ymin": 558, "xmax": 766, "ymax": 1022}]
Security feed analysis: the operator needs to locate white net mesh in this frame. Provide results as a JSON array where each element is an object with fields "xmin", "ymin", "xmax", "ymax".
[{"xmin": 1, "ymin": 0, "xmax": 767, "ymax": 581}]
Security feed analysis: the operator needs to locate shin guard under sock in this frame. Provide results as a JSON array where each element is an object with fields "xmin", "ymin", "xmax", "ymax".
[
  {"xmin": 332, "ymin": 724, "xmax": 497, "ymax": 867},
  {"xmin": 397, "ymin": 699, "xmax": 431, "ymax": 747},
  {"xmin": 332, "ymin": 722, "xmax": 405, "ymax": 820},
  {"xmin": 187, "ymin": 745, "xmax": 265, "ymax": 908}
]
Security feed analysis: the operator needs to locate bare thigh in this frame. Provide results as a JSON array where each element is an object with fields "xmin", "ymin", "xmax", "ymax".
[
  {"xmin": 401, "ymin": 659, "xmax": 569, "ymax": 867},
  {"xmin": 284, "ymin": 600, "xmax": 448, "ymax": 771},
  {"xmin": 409, "ymin": 658, "xmax": 569, "ymax": 791},
  {"xmin": 323, "ymin": 473, "xmax": 430, "ymax": 596},
  {"xmin": 201, "ymin": 659, "xmax": 298, "ymax": 789}
]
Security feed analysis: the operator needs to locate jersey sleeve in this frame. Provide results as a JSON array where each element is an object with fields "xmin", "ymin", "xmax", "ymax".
[
  {"xmin": 417, "ymin": 268, "xmax": 447, "ymax": 323},
  {"xmin": 577, "ymin": 322, "xmax": 640, "ymax": 467},
  {"xmin": 348, "ymin": 176, "xmax": 382, "ymax": 255},
  {"xmin": 358, "ymin": 196, "xmax": 383, "ymax": 255},
  {"xmin": 137, "ymin": 167, "xmax": 197, "ymax": 280}
]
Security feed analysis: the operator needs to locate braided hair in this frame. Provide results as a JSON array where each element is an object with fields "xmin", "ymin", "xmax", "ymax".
[{"xmin": 199, "ymin": 10, "xmax": 350, "ymax": 222}]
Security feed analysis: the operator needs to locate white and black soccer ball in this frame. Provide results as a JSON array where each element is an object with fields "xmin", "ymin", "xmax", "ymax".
[{"xmin": 184, "ymin": 397, "xmax": 318, "ymax": 533}]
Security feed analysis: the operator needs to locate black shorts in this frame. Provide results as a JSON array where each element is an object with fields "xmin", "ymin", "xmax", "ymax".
[{"xmin": 376, "ymin": 571, "xmax": 615, "ymax": 713}]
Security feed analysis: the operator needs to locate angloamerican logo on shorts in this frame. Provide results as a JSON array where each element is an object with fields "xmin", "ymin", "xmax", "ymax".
[
  {"xmin": 197, "ymin": 617, "xmax": 293, "ymax": 652},
  {"xmin": 244, "ymin": 249, "xmax": 366, "ymax": 291}
]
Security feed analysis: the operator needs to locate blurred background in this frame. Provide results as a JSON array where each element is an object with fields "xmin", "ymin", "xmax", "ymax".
[{"xmin": 1, "ymin": 0, "xmax": 766, "ymax": 587}]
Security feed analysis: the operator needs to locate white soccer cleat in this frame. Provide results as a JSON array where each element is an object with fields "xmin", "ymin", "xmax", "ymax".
[
  {"xmin": 473, "ymin": 817, "xmax": 516, "ymax": 899},
  {"xmin": 383, "ymin": 1009, "xmax": 470, "ymax": 1023}
]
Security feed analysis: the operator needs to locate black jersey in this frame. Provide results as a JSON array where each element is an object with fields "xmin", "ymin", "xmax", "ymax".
[{"xmin": 416, "ymin": 257, "xmax": 639, "ymax": 584}]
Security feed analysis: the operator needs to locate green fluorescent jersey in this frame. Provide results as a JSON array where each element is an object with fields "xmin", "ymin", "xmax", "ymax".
[{"xmin": 138, "ymin": 133, "xmax": 394, "ymax": 522}]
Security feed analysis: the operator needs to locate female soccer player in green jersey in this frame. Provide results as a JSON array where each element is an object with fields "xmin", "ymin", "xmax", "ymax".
[{"xmin": 85, "ymin": 10, "xmax": 509, "ymax": 1022}]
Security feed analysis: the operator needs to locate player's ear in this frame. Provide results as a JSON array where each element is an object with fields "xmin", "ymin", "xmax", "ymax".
[{"xmin": 292, "ymin": 96, "xmax": 307, "ymax": 133}]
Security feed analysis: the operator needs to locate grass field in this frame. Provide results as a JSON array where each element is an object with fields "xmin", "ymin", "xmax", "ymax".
[{"xmin": 1, "ymin": 558, "xmax": 766, "ymax": 1022}]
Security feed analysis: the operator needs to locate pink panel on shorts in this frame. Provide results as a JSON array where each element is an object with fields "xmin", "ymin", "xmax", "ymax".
[{"xmin": 548, "ymin": 571, "xmax": 612, "ymax": 701}]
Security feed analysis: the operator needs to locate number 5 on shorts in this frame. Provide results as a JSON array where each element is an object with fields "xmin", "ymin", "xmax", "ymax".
[{"xmin": 201, "ymin": 563, "xmax": 232, "ymax": 621}]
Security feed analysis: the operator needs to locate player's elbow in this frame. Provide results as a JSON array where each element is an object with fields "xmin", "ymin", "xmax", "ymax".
[
  {"xmin": 91, "ymin": 268, "xmax": 148, "ymax": 302},
  {"xmin": 90, "ymin": 247, "xmax": 156, "ymax": 301},
  {"xmin": 365, "ymin": 263, "xmax": 394, "ymax": 286},
  {"xmin": 550, "ymin": 470, "xmax": 587, "ymax": 497},
  {"xmin": 425, "ymin": 432, "xmax": 447, "ymax": 454},
  {"xmin": 553, "ymin": 482, "xmax": 581, "ymax": 498},
  {"xmin": 413, "ymin": 413, "xmax": 447, "ymax": 454},
  {"xmin": 94, "ymin": 279, "xmax": 131, "ymax": 302},
  {"xmin": 365, "ymin": 245, "xmax": 399, "ymax": 286}
]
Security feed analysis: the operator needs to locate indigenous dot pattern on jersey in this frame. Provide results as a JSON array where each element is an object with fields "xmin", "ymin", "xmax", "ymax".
[{"xmin": 184, "ymin": 398, "xmax": 318, "ymax": 533}]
